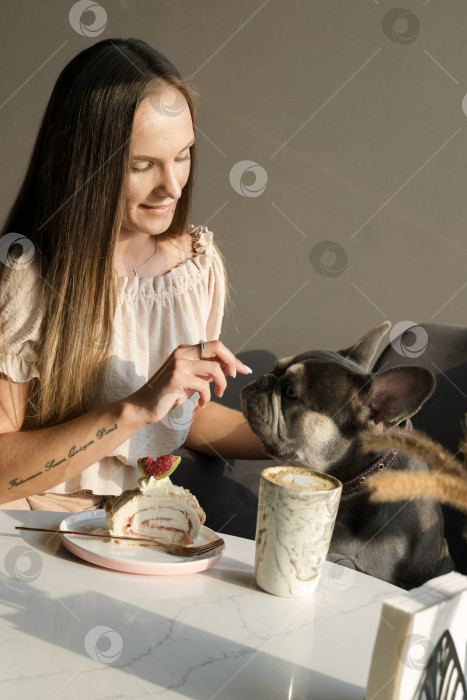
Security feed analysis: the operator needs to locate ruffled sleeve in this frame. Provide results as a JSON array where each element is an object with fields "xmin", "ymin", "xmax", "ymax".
[
  {"xmin": 192, "ymin": 226, "xmax": 213, "ymax": 256},
  {"xmin": 0, "ymin": 263, "xmax": 42, "ymax": 382}
]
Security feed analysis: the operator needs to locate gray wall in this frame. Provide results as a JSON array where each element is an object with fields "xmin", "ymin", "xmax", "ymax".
[{"xmin": 1, "ymin": 1, "xmax": 466, "ymax": 380}]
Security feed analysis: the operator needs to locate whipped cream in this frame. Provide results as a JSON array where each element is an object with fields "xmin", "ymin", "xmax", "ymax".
[{"xmin": 138, "ymin": 475, "xmax": 185, "ymax": 497}]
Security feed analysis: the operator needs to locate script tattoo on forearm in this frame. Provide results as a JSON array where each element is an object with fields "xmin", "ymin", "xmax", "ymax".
[
  {"xmin": 96, "ymin": 423, "xmax": 118, "ymax": 439},
  {"xmin": 7, "ymin": 423, "xmax": 119, "ymax": 490},
  {"xmin": 68, "ymin": 440, "xmax": 95, "ymax": 458},
  {"xmin": 8, "ymin": 472, "xmax": 44, "ymax": 489},
  {"xmin": 45, "ymin": 458, "xmax": 66, "ymax": 471},
  {"xmin": 68, "ymin": 423, "xmax": 118, "ymax": 457}
]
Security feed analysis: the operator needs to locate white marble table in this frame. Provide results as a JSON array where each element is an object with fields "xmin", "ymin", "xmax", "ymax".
[{"xmin": 0, "ymin": 510, "xmax": 401, "ymax": 700}]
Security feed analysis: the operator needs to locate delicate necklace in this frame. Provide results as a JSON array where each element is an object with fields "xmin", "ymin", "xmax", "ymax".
[{"xmin": 114, "ymin": 238, "xmax": 157, "ymax": 277}]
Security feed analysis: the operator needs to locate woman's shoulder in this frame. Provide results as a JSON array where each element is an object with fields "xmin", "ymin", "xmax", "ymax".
[
  {"xmin": 0, "ymin": 259, "xmax": 42, "ymax": 381},
  {"xmin": 165, "ymin": 224, "xmax": 225, "ymax": 290},
  {"xmin": 0, "ymin": 259, "xmax": 41, "ymax": 318},
  {"xmin": 187, "ymin": 224, "xmax": 214, "ymax": 257},
  {"xmin": 165, "ymin": 225, "xmax": 218, "ymax": 271}
]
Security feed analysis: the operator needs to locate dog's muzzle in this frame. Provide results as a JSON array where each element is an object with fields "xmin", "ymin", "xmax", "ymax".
[
  {"xmin": 240, "ymin": 373, "xmax": 275, "ymax": 418},
  {"xmin": 253, "ymin": 374, "xmax": 274, "ymax": 392}
]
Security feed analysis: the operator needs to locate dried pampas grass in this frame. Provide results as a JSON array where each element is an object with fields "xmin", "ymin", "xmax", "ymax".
[{"xmin": 360, "ymin": 425, "xmax": 467, "ymax": 513}]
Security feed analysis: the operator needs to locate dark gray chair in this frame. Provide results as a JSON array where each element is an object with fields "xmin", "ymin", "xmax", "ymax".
[{"xmin": 373, "ymin": 322, "xmax": 467, "ymax": 573}]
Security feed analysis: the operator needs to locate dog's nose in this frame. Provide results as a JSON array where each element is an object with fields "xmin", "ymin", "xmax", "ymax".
[{"xmin": 257, "ymin": 374, "xmax": 272, "ymax": 391}]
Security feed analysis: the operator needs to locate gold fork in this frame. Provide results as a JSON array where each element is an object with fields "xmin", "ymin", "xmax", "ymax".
[{"xmin": 15, "ymin": 526, "xmax": 225, "ymax": 557}]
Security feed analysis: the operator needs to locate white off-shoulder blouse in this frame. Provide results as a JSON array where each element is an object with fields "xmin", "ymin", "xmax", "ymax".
[{"xmin": 0, "ymin": 226, "xmax": 225, "ymax": 495}]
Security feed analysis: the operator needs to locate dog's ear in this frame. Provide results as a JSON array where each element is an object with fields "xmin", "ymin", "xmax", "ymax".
[
  {"xmin": 339, "ymin": 321, "xmax": 391, "ymax": 372},
  {"xmin": 366, "ymin": 366, "xmax": 435, "ymax": 429}
]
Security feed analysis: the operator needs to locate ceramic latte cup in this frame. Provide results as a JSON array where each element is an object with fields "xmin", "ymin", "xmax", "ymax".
[{"xmin": 255, "ymin": 466, "xmax": 342, "ymax": 597}]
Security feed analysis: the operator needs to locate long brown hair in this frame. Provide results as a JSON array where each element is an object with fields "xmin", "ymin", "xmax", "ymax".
[{"xmin": 0, "ymin": 39, "xmax": 199, "ymax": 427}]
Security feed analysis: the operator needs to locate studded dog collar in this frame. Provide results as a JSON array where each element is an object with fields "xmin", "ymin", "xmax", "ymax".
[{"xmin": 341, "ymin": 419, "xmax": 413, "ymax": 495}]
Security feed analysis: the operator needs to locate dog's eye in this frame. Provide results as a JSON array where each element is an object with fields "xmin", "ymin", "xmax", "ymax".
[{"xmin": 285, "ymin": 386, "xmax": 297, "ymax": 400}]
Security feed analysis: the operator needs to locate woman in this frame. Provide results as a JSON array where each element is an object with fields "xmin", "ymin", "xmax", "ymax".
[{"xmin": 0, "ymin": 38, "xmax": 267, "ymax": 511}]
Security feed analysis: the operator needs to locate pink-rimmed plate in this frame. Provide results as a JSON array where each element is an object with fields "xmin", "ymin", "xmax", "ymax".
[{"xmin": 59, "ymin": 510, "xmax": 224, "ymax": 575}]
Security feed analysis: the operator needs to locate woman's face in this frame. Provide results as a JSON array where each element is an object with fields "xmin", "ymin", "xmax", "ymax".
[{"xmin": 121, "ymin": 89, "xmax": 195, "ymax": 238}]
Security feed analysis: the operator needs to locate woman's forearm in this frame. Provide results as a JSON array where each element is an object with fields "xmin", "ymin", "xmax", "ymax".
[
  {"xmin": 0, "ymin": 399, "xmax": 144, "ymax": 503},
  {"xmin": 0, "ymin": 341, "xmax": 256, "ymax": 502},
  {"xmin": 184, "ymin": 402, "xmax": 272, "ymax": 460}
]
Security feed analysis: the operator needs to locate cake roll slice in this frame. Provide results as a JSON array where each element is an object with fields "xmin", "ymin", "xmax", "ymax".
[{"xmin": 105, "ymin": 480, "xmax": 206, "ymax": 546}]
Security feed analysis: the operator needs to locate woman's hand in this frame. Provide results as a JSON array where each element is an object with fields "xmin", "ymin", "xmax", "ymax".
[{"xmin": 130, "ymin": 340, "xmax": 252, "ymax": 426}]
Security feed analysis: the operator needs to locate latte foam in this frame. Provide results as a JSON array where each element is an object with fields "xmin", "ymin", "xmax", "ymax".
[{"xmin": 263, "ymin": 467, "xmax": 335, "ymax": 491}]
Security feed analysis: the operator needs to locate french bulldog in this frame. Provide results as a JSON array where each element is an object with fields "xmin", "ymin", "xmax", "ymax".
[{"xmin": 240, "ymin": 322, "xmax": 454, "ymax": 589}]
